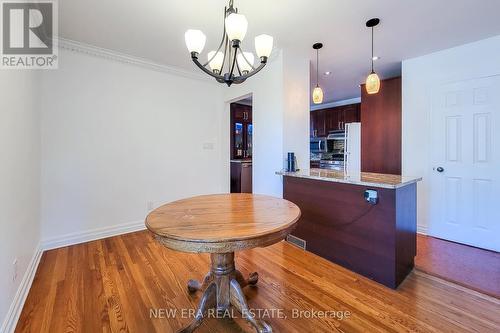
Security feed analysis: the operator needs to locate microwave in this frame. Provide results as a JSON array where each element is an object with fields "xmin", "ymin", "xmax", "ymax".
[
  {"xmin": 326, "ymin": 130, "xmax": 346, "ymax": 153},
  {"xmin": 310, "ymin": 137, "xmax": 327, "ymax": 153}
]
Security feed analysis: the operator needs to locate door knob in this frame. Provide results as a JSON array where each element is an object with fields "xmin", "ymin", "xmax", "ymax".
[{"xmin": 436, "ymin": 167, "xmax": 444, "ymax": 173}]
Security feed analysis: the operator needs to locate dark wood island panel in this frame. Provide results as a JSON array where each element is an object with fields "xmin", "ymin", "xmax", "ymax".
[{"xmin": 283, "ymin": 176, "xmax": 416, "ymax": 289}]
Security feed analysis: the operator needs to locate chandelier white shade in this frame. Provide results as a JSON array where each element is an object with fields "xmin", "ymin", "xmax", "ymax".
[
  {"xmin": 184, "ymin": 0, "xmax": 273, "ymax": 86},
  {"xmin": 237, "ymin": 52, "xmax": 255, "ymax": 73},
  {"xmin": 184, "ymin": 30, "xmax": 206, "ymax": 54},
  {"xmin": 225, "ymin": 13, "xmax": 248, "ymax": 41},
  {"xmin": 207, "ymin": 51, "xmax": 224, "ymax": 72},
  {"xmin": 255, "ymin": 34, "xmax": 274, "ymax": 58}
]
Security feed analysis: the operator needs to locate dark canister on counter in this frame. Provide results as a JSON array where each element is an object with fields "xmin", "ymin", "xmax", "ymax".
[{"xmin": 287, "ymin": 152, "xmax": 297, "ymax": 172}]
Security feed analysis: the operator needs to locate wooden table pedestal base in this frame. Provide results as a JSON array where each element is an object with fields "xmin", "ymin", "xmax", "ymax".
[{"xmin": 179, "ymin": 252, "xmax": 272, "ymax": 333}]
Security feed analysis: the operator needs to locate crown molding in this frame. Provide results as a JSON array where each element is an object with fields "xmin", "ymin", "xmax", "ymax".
[
  {"xmin": 56, "ymin": 37, "xmax": 212, "ymax": 82},
  {"xmin": 56, "ymin": 37, "xmax": 282, "ymax": 83}
]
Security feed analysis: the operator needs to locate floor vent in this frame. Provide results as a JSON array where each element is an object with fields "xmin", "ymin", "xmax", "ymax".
[{"xmin": 286, "ymin": 235, "xmax": 306, "ymax": 250}]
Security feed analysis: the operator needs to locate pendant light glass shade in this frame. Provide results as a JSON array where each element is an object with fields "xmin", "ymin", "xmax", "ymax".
[
  {"xmin": 255, "ymin": 34, "xmax": 273, "ymax": 58},
  {"xmin": 366, "ymin": 72, "xmax": 380, "ymax": 94},
  {"xmin": 312, "ymin": 86, "xmax": 324, "ymax": 104},
  {"xmin": 237, "ymin": 52, "xmax": 255, "ymax": 73},
  {"xmin": 225, "ymin": 13, "xmax": 248, "ymax": 41},
  {"xmin": 207, "ymin": 51, "xmax": 224, "ymax": 72},
  {"xmin": 185, "ymin": 29, "xmax": 206, "ymax": 53}
]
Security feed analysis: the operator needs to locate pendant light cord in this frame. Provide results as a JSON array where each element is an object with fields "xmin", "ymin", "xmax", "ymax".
[
  {"xmin": 316, "ymin": 48, "xmax": 319, "ymax": 87},
  {"xmin": 371, "ymin": 27, "xmax": 374, "ymax": 73}
]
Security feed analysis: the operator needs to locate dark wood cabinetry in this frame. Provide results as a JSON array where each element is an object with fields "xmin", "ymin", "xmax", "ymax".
[
  {"xmin": 360, "ymin": 77, "xmax": 401, "ymax": 175},
  {"xmin": 230, "ymin": 103, "xmax": 252, "ymax": 159},
  {"xmin": 310, "ymin": 109, "xmax": 326, "ymax": 137},
  {"xmin": 310, "ymin": 160, "xmax": 320, "ymax": 168},
  {"xmin": 230, "ymin": 161, "xmax": 252, "ymax": 193},
  {"xmin": 343, "ymin": 104, "xmax": 361, "ymax": 124},
  {"xmin": 326, "ymin": 104, "xmax": 360, "ymax": 131},
  {"xmin": 325, "ymin": 110, "xmax": 339, "ymax": 132},
  {"xmin": 311, "ymin": 103, "xmax": 360, "ymax": 137},
  {"xmin": 230, "ymin": 103, "xmax": 252, "ymax": 193},
  {"xmin": 233, "ymin": 105, "xmax": 252, "ymax": 122}
]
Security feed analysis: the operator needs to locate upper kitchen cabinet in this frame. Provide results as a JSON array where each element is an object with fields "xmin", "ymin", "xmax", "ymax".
[
  {"xmin": 311, "ymin": 104, "xmax": 360, "ymax": 136},
  {"xmin": 230, "ymin": 103, "xmax": 253, "ymax": 159},
  {"xmin": 232, "ymin": 103, "xmax": 252, "ymax": 122},
  {"xmin": 325, "ymin": 109, "xmax": 340, "ymax": 131},
  {"xmin": 310, "ymin": 109, "xmax": 326, "ymax": 137},
  {"xmin": 328, "ymin": 104, "xmax": 360, "ymax": 131},
  {"xmin": 342, "ymin": 104, "xmax": 360, "ymax": 124},
  {"xmin": 360, "ymin": 77, "xmax": 402, "ymax": 175}
]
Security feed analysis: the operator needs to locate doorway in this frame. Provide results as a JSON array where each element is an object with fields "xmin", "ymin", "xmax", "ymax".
[{"xmin": 230, "ymin": 96, "xmax": 253, "ymax": 193}]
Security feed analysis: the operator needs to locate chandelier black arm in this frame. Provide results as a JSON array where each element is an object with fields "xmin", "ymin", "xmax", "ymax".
[
  {"xmin": 203, "ymin": 6, "xmax": 229, "ymax": 67},
  {"xmin": 228, "ymin": 46, "xmax": 239, "ymax": 78},
  {"xmin": 235, "ymin": 52, "xmax": 242, "ymax": 76},
  {"xmin": 221, "ymin": 36, "xmax": 229, "ymax": 73},
  {"xmin": 232, "ymin": 58, "xmax": 267, "ymax": 84},
  {"xmin": 236, "ymin": 46, "xmax": 257, "ymax": 71},
  {"xmin": 191, "ymin": 53, "xmax": 225, "ymax": 81}
]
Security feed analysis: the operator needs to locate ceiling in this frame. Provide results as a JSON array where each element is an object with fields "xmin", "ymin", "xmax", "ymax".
[{"xmin": 59, "ymin": 0, "xmax": 500, "ymax": 104}]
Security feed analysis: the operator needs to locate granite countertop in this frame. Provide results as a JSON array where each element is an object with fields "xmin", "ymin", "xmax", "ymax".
[
  {"xmin": 230, "ymin": 159, "xmax": 253, "ymax": 163},
  {"xmin": 276, "ymin": 168, "xmax": 422, "ymax": 189}
]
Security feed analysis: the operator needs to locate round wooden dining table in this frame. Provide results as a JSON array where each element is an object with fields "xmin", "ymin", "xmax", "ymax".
[{"xmin": 145, "ymin": 193, "xmax": 301, "ymax": 333}]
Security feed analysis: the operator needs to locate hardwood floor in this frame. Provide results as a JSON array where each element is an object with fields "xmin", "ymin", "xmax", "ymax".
[
  {"xmin": 416, "ymin": 234, "xmax": 500, "ymax": 298},
  {"xmin": 16, "ymin": 230, "xmax": 500, "ymax": 333}
]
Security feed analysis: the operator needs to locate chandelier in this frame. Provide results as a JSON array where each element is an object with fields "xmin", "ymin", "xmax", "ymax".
[{"xmin": 184, "ymin": 0, "xmax": 274, "ymax": 86}]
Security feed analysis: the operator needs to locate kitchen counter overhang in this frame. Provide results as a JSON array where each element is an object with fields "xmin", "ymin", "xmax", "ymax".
[{"xmin": 276, "ymin": 168, "xmax": 422, "ymax": 189}]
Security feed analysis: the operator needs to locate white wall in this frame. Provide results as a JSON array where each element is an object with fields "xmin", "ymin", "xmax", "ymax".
[
  {"xmin": 282, "ymin": 50, "xmax": 310, "ymax": 172},
  {"xmin": 0, "ymin": 71, "xmax": 40, "ymax": 329},
  {"xmin": 402, "ymin": 35, "xmax": 500, "ymax": 232},
  {"xmin": 40, "ymin": 49, "xmax": 224, "ymax": 242},
  {"xmin": 222, "ymin": 50, "xmax": 310, "ymax": 197}
]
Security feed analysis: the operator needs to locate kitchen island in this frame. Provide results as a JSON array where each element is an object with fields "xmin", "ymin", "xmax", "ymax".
[{"xmin": 276, "ymin": 168, "xmax": 422, "ymax": 289}]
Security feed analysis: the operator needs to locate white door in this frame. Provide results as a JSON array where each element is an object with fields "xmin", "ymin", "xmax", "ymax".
[{"xmin": 429, "ymin": 75, "xmax": 500, "ymax": 252}]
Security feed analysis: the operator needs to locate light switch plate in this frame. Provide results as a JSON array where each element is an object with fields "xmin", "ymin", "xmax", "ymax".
[{"xmin": 203, "ymin": 142, "xmax": 214, "ymax": 150}]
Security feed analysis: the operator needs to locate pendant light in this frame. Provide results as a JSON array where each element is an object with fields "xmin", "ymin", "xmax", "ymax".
[
  {"xmin": 312, "ymin": 43, "xmax": 324, "ymax": 104},
  {"xmin": 365, "ymin": 18, "xmax": 381, "ymax": 94}
]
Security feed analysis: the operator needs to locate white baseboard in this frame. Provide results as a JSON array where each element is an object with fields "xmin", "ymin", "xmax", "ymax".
[
  {"xmin": 0, "ymin": 245, "xmax": 43, "ymax": 333},
  {"xmin": 417, "ymin": 225, "xmax": 428, "ymax": 235},
  {"xmin": 40, "ymin": 220, "xmax": 147, "ymax": 251}
]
